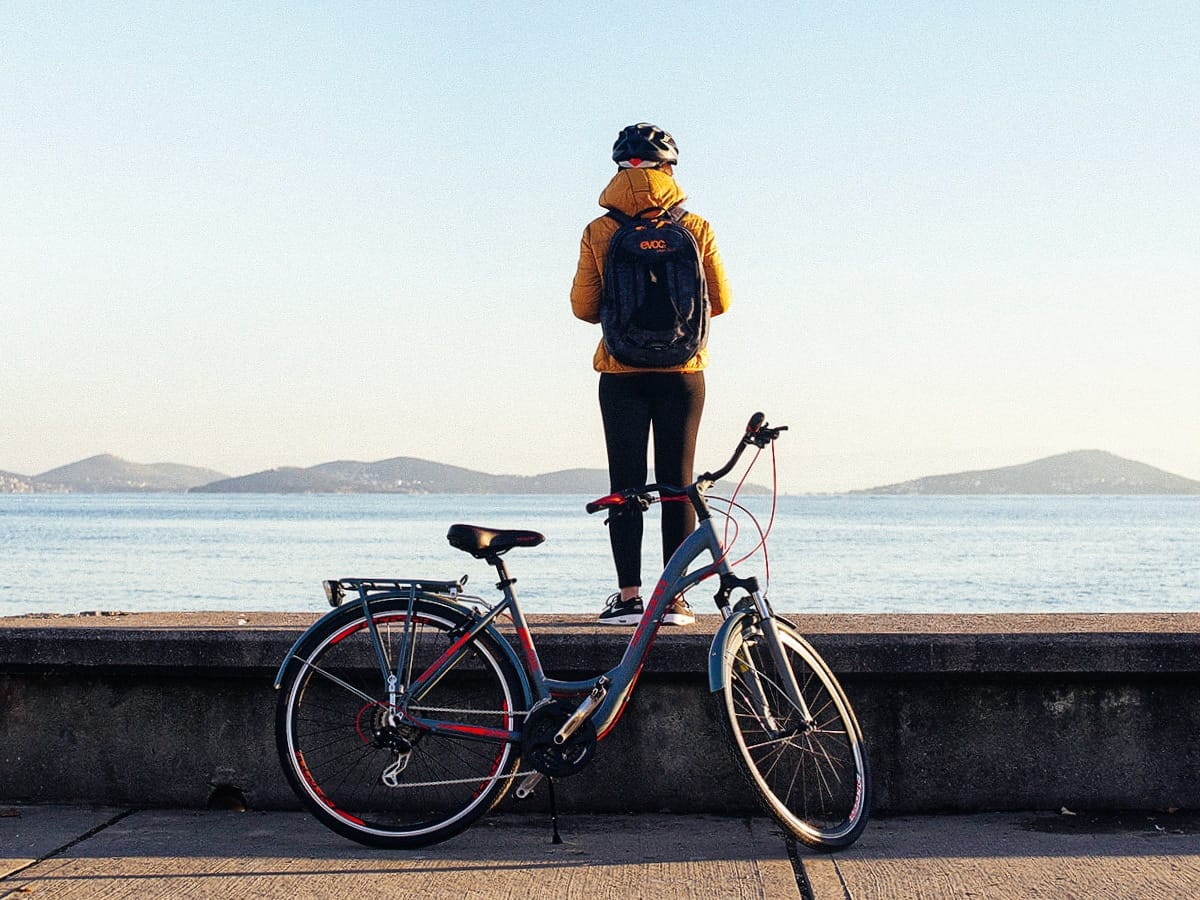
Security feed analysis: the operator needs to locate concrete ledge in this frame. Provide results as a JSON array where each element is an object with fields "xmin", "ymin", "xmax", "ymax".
[{"xmin": 3, "ymin": 612, "xmax": 1199, "ymax": 815}]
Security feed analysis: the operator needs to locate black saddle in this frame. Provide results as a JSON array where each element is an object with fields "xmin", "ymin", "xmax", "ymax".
[{"xmin": 446, "ymin": 524, "xmax": 545, "ymax": 559}]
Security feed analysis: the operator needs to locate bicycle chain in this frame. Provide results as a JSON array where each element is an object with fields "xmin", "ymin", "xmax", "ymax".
[
  {"xmin": 377, "ymin": 768, "xmax": 537, "ymax": 790},
  {"xmin": 406, "ymin": 705, "xmax": 530, "ymax": 717}
]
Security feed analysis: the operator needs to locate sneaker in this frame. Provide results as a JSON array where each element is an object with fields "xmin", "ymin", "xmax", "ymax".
[
  {"xmin": 663, "ymin": 597, "xmax": 695, "ymax": 626},
  {"xmin": 598, "ymin": 593, "xmax": 644, "ymax": 625}
]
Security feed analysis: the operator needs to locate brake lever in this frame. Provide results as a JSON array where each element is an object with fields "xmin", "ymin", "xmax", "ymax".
[
  {"xmin": 602, "ymin": 493, "xmax": 653, "ymax": 526},
  {"xmin": 747, "ymin": 423, "xmax": 788, "ymax": 449},
  {"xmin": 601, "ymin": 490, "xmax": 653, "ymax": 523}
]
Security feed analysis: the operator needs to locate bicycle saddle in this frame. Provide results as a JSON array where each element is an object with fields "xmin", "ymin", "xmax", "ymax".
[{"xmin": 446, "ymin": 524, "xmax": 546, "ymax": 558}]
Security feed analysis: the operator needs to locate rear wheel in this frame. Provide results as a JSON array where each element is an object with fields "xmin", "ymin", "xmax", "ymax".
[
  {"xmin": 716, "ymin": 616, "xmax": 870, "ymax": 850},
  {"xmin": 276, "ymin": 598, "xmax": 525, "ymax": 848}
]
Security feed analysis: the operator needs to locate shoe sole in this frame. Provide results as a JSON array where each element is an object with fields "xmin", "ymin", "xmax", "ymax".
[
  {"xmin": 663, "ymin": 611, "xmax": 695, "ymax": 626},
  {"xmin": 598, "ymin": 614, "xmax": 643, "ymax": 626}
]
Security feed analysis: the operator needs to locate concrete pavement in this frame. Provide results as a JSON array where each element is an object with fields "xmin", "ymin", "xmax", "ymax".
[
  {"xmin": 3, "ymin": 806, "xmax": 1200, "ymax": 899},
  {"xmin": 803, "ymin": 810, "xmax": 1200, "ymax": 899}
]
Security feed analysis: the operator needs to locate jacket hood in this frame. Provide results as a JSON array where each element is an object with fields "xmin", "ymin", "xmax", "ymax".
[{"xmin": 598, "ymin": 167, "xmax": 687, "ymax": 216}]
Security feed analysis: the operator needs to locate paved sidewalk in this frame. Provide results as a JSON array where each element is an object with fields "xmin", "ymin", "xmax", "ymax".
[
  {"xmin": 3, "ymin": 806, "xmax": 1199, "ymax": 899},
  {"xmin": 803, "ymin": 810, "xmax": 1200, "ymax": 899},
  {"xmin": 1, "ymin": 807, "xmax": 793, "ymax": 899}
]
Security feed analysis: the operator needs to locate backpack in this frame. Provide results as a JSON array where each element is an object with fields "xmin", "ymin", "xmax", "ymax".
[{"xmin": 599, "ymin": 205, "xmax": 709, "ymax": 368}]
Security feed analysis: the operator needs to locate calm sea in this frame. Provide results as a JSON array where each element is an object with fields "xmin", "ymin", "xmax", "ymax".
[{"xmin": 1, "ymin": 493, "xmax": 1197, "ymax": 617}]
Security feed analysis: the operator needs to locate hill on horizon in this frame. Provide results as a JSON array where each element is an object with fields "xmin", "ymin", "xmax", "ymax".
[
  {"xmin": 189, "ymin": 455, "xmax": 554, "ymax": 494},
  {"xmin": 2, "ymin": 453, "xmax": 768, "ymax": 495},
  {"xmin": 5, "ymin": 449, "xmax": 1196, "ymax": 496},
  {"xmin": 189, "ymin": 458, "xmax": 732, "ymax": 495},
  {"xmin": 30, "ymin": 455, "xmax": 229, "ymax": 493},
  {"xmin": 856, "ymin": 449, "xmax": 1200, "ymax": 495}
]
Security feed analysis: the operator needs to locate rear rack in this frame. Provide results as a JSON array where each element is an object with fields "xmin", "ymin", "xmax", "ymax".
[{"xmin": 323, "ymin": 576, "xmax": 469, "ymax": 607}]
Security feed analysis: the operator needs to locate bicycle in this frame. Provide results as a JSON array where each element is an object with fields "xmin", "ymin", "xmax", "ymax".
[{"xmin": 274, "ymin": 413, "xmax": 870, "ymax": 851}]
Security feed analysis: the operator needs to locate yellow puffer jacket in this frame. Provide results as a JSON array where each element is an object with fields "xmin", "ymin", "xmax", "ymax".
[{"xmin": 571, "ymin": 168, "xmax": 730, "ymax": 373}]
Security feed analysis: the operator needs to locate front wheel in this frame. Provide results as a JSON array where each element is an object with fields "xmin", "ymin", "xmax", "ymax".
[
  {"xmin": 715, "ymin": 616, "xmax": 870, "ymax": 851},
  {"xmin": 275, "ymin": 598, "xmax": 526, "ymax": 848}
]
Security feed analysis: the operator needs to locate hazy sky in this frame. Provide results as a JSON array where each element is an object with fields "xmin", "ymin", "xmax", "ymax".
[{"xmin": 3, "ymin": 3, "xmax": 1197, "ymax": 492}]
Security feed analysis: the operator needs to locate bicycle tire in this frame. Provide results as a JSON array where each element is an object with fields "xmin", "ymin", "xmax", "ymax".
[
  {"xmin": 276, "ymin": 597, "xmax": 526, "ymax": 848},
  {"xmin": 715, "ymin": 615, "xmax": 870, "ymax": 851}
]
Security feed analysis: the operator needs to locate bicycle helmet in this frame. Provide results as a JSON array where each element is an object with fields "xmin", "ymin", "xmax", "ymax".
[{"xmin": 612, "ymin": 123, "xmax": 679, "ymax": 168}]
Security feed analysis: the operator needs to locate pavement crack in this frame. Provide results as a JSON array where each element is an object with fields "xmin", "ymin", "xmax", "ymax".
[
  {"xmin": 785, "ymin": 836, "xmax": 817, "ymax": 900},
  {"xmin": 786, "ymin": 834, "xmax": 856, "ymax": 900},
  {"xmin": 833, "ymin": 858, "xmax": 853, "ymax": 899},
  {"xmin": 1, "ymin": 807, "xmax": 138, "ymax": 885}
]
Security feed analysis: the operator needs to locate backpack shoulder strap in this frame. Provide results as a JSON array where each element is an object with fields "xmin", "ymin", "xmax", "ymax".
[
  {"xmin": 605, "ymin": 208, "xmax": 637, "ymax": 226},
  {"xmin": 605, "ymin": 206, "xmax": 688, "ymax": 229},
  {"xmin": 610, "ymin": 206, "xmax": 684, "ymax": 224}
]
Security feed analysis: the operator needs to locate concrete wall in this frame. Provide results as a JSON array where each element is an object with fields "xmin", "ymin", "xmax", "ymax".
[{"xmin": 2, "ymin": 613, "xmax": 1198, "ymax": 815}]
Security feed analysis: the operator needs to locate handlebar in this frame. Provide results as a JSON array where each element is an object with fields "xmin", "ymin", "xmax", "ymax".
[
  {"xmin": 585, "ymin": 412, "xmax": 787, "ymax": 515},
  {"xmin": 585, "ymin": 484, "xmax": 680, "ymax": 515}
]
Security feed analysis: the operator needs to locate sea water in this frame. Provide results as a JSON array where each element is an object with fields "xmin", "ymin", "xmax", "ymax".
[{"xmin": 0, "ymin": 493, "xmax": 1197, "ymax": 617}]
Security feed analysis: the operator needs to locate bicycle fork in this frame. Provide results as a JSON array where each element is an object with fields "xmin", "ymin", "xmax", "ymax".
[{"xmin": 738, "ymin": 596, "xmax": 814, "ymax": 736}]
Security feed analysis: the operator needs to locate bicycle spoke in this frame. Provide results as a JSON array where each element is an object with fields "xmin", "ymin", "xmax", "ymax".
[
  {"xmin": 277, "ymin": 600, "xmax": 523, "ymax": 848},
  {"xmin": 718, "ymin": 619, "xmax": 869, "ymax": 850}
]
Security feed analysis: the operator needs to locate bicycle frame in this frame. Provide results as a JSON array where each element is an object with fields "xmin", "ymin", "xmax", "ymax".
[
  {"xmin": 390, "ymin": 514, "xmax": 732, "ymax": 746},
  {"xmin": 274, "ymin": 412, "xmax": 807, "ymax": 751},
  {"xmin": 273, "ymin": 412, "xmax": 870, "ymax": 853}
]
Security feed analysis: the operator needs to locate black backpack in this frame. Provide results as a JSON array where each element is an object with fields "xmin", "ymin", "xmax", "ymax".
[{"xmin": 600, "ymin": 206, "xmax": 709, "ymax": 368}]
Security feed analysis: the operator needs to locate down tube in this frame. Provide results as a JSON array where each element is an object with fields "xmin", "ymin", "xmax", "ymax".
[{"xmin": 590, "ymin": 525, "xmax": 726, "ymax": 738}]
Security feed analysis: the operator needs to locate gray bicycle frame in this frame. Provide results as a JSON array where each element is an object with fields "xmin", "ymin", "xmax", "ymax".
[
  {"xmin": 352, "ymin": 516, "xmax": 733, "ymax": 747},
  {"xmin": 384, "ymin": 493, "xmax": 809, "ymax": 746},
  {"xmin": 275, "ymin": 483, "xmax": 810, "ymax": 747},
  {"xmin": 522, "ymin": 517, "xmax": 727, "ymax": 738}
]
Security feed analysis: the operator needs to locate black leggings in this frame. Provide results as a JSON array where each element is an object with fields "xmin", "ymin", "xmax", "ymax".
[{"xmin": 599, "ymin": 371, "xmax": 706, "ymax": 589}]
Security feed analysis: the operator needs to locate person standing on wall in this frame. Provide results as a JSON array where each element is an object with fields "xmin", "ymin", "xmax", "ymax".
[{"xmin": 571, "ymin": 123, "xmax": 731, "ymax": 625}]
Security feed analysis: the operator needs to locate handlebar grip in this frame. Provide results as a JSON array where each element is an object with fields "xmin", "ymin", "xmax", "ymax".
[
  {"xmin": 586, "ymin": 493, "xmax": 626, "ymax": 514},
  {"xmin": 745, "ymin": 412, "xmax": 765, "ymax": 437}
]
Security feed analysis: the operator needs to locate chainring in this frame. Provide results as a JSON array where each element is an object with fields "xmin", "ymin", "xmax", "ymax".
[{"xmin": 520, "ymin": 700, "xmax": 598, "ymax": 777}]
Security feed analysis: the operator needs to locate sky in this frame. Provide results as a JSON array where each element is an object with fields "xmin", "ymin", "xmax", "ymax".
[{"xmin": 2, "ymin": 2, "xmax": 1197, "ymax": 493}]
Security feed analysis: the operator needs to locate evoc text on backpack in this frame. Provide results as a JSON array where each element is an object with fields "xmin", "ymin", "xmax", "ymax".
[{"xmin": 600, "ymin": 206, "xmax": 709, "ymax": 368}]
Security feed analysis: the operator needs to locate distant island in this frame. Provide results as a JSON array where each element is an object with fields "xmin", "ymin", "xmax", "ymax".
[
  {"xmin": 1, "ymin": 455, "xmax": 228, "ymax": 494},
  {"xmin": 2, "ymin": 449, "xmax": 1197, "ymax": 495},
  {"xmin": 190, "ymin": 458, "xmax": 622, "ymax": 495},
  {"xmin": 0, "ymin": 453, "xmax": 763, "ymax": 496},
  {"xmin": 855, "ymin": 450, "xmax": 1200, "ymax": 495}
]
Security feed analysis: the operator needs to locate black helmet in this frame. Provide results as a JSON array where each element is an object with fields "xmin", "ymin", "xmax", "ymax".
[{"xmin": 612, "ymin": 123, "xmax": 678, "ymax": 167}]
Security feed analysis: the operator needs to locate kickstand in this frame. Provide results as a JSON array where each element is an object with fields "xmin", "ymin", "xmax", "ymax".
[{"xmin": 547, "ymin": 776, "xmax": 563, "ymax": 844}]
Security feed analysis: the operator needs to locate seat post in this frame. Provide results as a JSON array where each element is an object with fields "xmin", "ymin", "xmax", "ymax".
[{"xmin": 486, "ymin": 554, "xmax": 517, "ymax": 593}]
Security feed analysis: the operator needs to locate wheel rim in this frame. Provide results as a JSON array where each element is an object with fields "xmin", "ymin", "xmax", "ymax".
[
  {"xmin": 282, "ymin": 611, "xmax": 518, "ymax": 840},
  {"xmin": 725, "ymin": 627, "xmax": 867, "ymax": 843}
]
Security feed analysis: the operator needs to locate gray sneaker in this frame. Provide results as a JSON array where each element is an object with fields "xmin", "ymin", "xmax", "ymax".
[{"xmin": 598, "ymin": 593, "xmax": 643, "ymax": 625}]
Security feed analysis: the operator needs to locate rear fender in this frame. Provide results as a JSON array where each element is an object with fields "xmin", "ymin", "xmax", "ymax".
[{"xmin": 273, "ymin": 596, "xmax": 532, "ymax": 707}]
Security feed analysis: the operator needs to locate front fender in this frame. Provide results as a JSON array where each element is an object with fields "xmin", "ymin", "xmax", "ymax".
[{"xmin": 707, "ymin": 608, "xmax": 754, "ymax": 693}]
